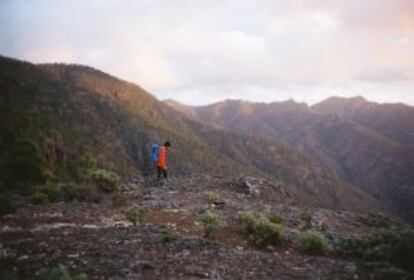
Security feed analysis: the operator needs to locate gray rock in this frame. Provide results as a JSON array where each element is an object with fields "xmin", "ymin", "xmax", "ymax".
[{"xmin": 236, "ymin": 177, "xmax": 261, "ymax": 195}]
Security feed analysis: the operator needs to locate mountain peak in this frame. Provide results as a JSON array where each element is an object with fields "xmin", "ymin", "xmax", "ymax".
[
  {"xmin": 269, "ymin": 99, "xmax": 309, "ymax": 110},
  {"xmin": 163, "ymin": 99, "xmax": 197, "ymax": 117},
  {"xmin": 317, "ymin": 96, "xmax": 368, "ymax": 105},
  {"xmin": 312, "ymin": 96, "xmax": 371, "ymax": 115}
]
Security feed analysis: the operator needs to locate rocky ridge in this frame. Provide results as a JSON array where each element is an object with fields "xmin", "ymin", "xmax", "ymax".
[{"xmin": 1, "ymin": 176, "xmax": 411, "ymax": 279}]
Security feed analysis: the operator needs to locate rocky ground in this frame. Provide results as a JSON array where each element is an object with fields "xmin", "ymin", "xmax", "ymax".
[{"xmin": 1, "ymin": 176, "xmax": 412, "ymax": 279}]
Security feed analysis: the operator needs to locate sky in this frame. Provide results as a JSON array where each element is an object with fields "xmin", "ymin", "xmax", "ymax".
[{"xmin": 1, "ymin": 0, "xmax": 414, "ymax": 105}]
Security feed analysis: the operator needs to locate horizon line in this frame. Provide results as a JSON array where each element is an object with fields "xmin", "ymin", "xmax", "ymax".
[{"xmin": 2, "ymin": 54, "xmax": 413, "ymax": 108}]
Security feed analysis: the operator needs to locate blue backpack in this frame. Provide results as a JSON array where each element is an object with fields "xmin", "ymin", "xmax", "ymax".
[{"xmin": 150, "ymin": 143, "xmax": 160, "ymax": 163}]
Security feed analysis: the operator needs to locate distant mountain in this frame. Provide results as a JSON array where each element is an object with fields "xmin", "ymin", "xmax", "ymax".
[
  {"xmin": 164, "ymin": 98, "xmax": 414, "ymax": 223},
  {"xmin": 0, "ymin": 56, "xmax": 378, "ymax": 212},
  {"xmin": 313, "ymin": 96, "xmax": 414, "ymax": 148}
]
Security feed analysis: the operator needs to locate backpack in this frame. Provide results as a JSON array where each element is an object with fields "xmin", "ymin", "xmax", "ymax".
[{"xmin": 150, "ymin": 143, "xmax": 160, "ymax": 163}]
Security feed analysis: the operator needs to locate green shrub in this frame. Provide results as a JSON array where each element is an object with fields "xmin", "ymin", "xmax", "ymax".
[
  {"xmin": 125, "ymin": 205, "xmax": 149, "ymax": 226},
  {"xmin": 0, "ymin": 196, "xmax": 16, "ymax": 216},
  {"xmin": 341, "ymin": 230, "xmax": 399, "ymax": 259},
  {"xmin": 78, "ymin": 154, "xmax": 120, "ymax": 193},
  {"xmin": 0, "ymin": 256, "xmax": 18, "ymax": 280},
  {"xmin": 239, "ymin": 210, "xmax": 283, "ymax": 247},
  {"xmin": 37, "ymin": 183, "xmax": 62, "ymax": 202},
  {"xmin": 389, "ymin": 231, "xmax": 414, "ymax": 273},
  {"xmin": 90, "ymin": 169, "xmax": 120, "ymax": 192},
  {"xmin": 204, "ymin": 192, "xmax": 220, "ymax": 203},
  {"xmin": 252, "ymin": 219, "xmax": 282, "ymax": 247},
  {"xmin": 268, "ymin": 213, "xmax": 283, "ymax": 224},
  {"xmin": 341, "ymin": 237, "xmax": 371, "ymax": 259},
  {"xmin": 160, "ymin": 228, "xmax": 177, "ymax": 243},
  {"xmin": 0, "ymin": 270, "xmax": 17, "ymax": 280},
  {"xmin": 340, "ymin": 230, "xmax": 414, "ymax": 273},
  {"xmin": 80, "ymin": 154, "xmax": 97, "ymax": 172},
  {"xmin": 29, "ymin": 183, "xmax": 64, "ymax": 204},
  {"xmin": 61, "ymin": 183, "xmax": 92, "ymax": 202},
  {"xmin": 0, "ymin": 139, "xmax": 47, "ymax": 187},
  {"xmin": 199, "ymin": 210, "xmax": 220, "ymax": 238},
  {"xmin": 39, "ymin": 263, "xmax": 87, "ymax": 280},
  {"xmin": 31, "ymin": 192, "xmax": 49, "ymax": 205},
  {"xmin": 71, "ymin": 185, "xmax": 91, "ymax": 202},
  {"xmin": 239, "ymin": 211, "xmax": 263, "ymax": 232},
  {"xmin": 297, "ymin": 230, "xmax": 328, "ymax": 254}
]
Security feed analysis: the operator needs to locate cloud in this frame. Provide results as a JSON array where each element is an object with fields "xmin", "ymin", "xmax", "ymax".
[
  {"xmin": 356, "ymin": 67, "xmax": 414, "ymax": 82},
  {"xmin": 0, "ymin": 0, "xmax": 413, "ymax": 105}
]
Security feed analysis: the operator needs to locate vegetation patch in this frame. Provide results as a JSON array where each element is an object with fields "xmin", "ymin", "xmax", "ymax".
[
  {"xmin": 0, "ymin": 195, "xmax": 17, "ymax": 216},
  {"xmin": 62, "ymin": 183, "xmax": 96, "ymax": 202},
  {"xmin": 198, "ymin": 210, "xmax": 221, "ymax": 238},
  {"xmin": 125, "ymin": 205, "xmax": 149, "ymax": 226},
  {"xmin": 90, "ymin": 169, "xmax": 120, "ymax": 193},
  {"xmin": 340, "ymin": 230, "xmax": 414, "ymax": 273},
  {"xmin": 268, "ymin": 213, "xmax": 283, "ymax": 224},
  {"xmin": 297, "ymin": 230, "xmax": 328, "ymax": 254},
  {"xmin": 160, "ymin": 228, "xmax": 177, "ymax": 243},
  {"xmin": 78, "ymin": 154, "xmax": 121, "ymax": 193},
  {"xmin": 38, "ymin": 264, "xmax": 87, "ymax": 280},
  {"xmin": 204, "ymin": 191, "xmax": 220, "ymax": 203},
  {"xmin": 0, "ymin": 256, "xmax": 18, "ymax": 280},
  {"xmin": 239, "ymin": 210, "xmax": 283, "ymax": 247},
  {"xmin": 36, "ymin": 183, "xmax": 63, "ymax": 202},
  {"xmin": 31, "ymin": 191, "xmax": 49, "ymax": 205},
  {"xmin": 0, "ymin": 139, "xmax": 47, "ymax": 188}
]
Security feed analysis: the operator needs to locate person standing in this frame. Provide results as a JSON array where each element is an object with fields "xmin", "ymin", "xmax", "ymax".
[{"xmin": 157, "ymin": 141, "xmax": 171, "ymax": 180}]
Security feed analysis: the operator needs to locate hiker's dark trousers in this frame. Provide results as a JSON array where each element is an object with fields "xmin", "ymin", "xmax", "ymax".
[{"xmin": 157, "ymin": 166, "xmax": 167, "ymax": 179}]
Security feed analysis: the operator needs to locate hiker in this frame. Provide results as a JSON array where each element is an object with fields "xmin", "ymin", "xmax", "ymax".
[{"xmin": 157, "ymin": 141, "xmax": 171, "ymax": 180}]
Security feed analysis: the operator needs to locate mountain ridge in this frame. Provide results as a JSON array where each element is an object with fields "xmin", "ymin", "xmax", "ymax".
[
  {"xmin": 164, "ymin": 97, "xmax": 414, "ymax": 223},
  {"xmin": 0, "ymin": 55, "xmax": 379, "ymax": 213}
]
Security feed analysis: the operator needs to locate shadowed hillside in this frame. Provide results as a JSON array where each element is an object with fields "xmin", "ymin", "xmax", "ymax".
[
  {"xmin": 0, "ymin": 56, "xmax": 378, "ymax": 212},
  {"xmin": 165, "ymin": 98, "xmax": 414, "ymax": 223},
  {"xmin": 313, "ymin": 96, "xmax": 414, "ymax": 148}
]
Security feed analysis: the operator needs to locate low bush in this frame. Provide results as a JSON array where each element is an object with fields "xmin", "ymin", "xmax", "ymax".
[
  {"xmin": 0, "ymin": 139, "xmax": 47, "ymax": 188},
  {"xmin": 90, "ymin": 169, "xmax": 120, "ymax": 192},
  {"xmin": 160, "ymin": 228, "xmax": 177, "ymax": 243},
  {"xmin": 31, "ymin": 191, "xmax": 49, "ymax": 205},
  {"xmin": 389, "ymin": 231, "xmax": 414, "ymax": 273},
  {"xmin": 297, "ymin": 230, "xmax": 328, "ymax": 254},
  {"xmin": 340, "ymin": 230, "xmax": 414, "ymax": 273},
  {"xmin": 239, "ymin": 211, "xmax": 262, "ymax": 232},
  {"xmin": 38, "ymin": 264, "xmax": 87, "ymax": 280},
  {"xmin": 29, "ymin": 183, "xmax": 64, "ymax": 205},
  {"xmin": 204, "ymin": 192, "xmax": 220, "ymax": 203},
  {"xmin": 37, "ymin": 183, "xmax": 62, "ymax": 202},
  {"xmin": 268, "ymin": 213, "xmax": 283, "ymax": 224},
  {"xmin": 0, "ymin": 270, "xmax": 17, "ymax": 280},
  {"xmin": 61, "ymin": 183, "xmax": 92, "ymax": 202},
  {"xmin": 239, "ymin": 210, "xmax": 283, "ymax": 247},
  {"xmin": 198, "ymin": 210, "xmax": 220, "ymax": 238},
  {"xmin": 0, "ymin": 195, "xmax": 16, "ymax": 216},
  {"xmin": 0, "ymin": 256, "xmax": 18, "ymax": 280},
  {"xmin": 125, "ymin": 205, "xmax": 149, "ymax": 226},
  {"xmin": 341, "ymin": 230, "xmax": 400, "ymax": 259},
  {"xmin": 80, "ymin": 153, "xmax": 97, "ymax": 172}
]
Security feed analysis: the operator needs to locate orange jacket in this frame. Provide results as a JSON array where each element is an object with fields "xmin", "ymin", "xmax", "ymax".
[{"xmin": 156, "ymin": 146, "xmax": 167, "ymax": 168}]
